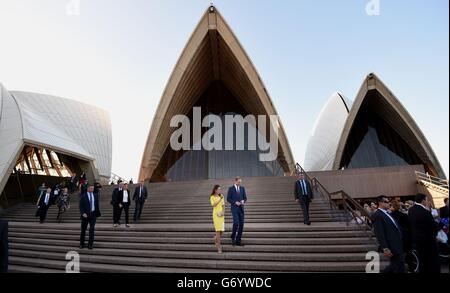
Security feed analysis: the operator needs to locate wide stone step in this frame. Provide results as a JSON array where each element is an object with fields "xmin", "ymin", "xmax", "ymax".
[
  {"xmin": 8, "ymin": 264, "xmax": 65, "ymax": 273},
  {"xmin": 5, "ymin": 212, "xmax": 343, "ymax": 220},
  {"xmin": 9, "ymin": 232, "xmax": 373, "ymax": 245},
  {"xmin": 9, "ymin": 221, "xmax": 366, "ymax": 232},
  {"xmin": 4, "ymin": 218, "xmax": 340, "ymax": 224},
  {"xmin": 8, "ymin": 204, "xmax": 337, "ymax": 213},
  {"xmin": 9, "ymin": 251, "xmax": 375, "ymax": 272},
  {"xmin": 10, "ymin": 243, "xmax": 375, "ymax": 262},
  {"xmin": 7, "ymin": 204, "xmax": 338, "ymax": 210},
  {"xmin": 9, "ymin": 237, "xmax": 377, "ymax": 253},
  {"xmin": 9, "ymin": 256, "xmax": 242, "ymax": 273},
  {"xmin": 9, "ymin": 227, "xmax": 370, "ymax": 238},
  {"xmin": 13, "ymin": 200, "xmax": 333, "ymax": 207}
]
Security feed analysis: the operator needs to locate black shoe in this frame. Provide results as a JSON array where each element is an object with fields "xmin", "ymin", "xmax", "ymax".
[
  {"xmin": 88, "ymin": 245, "xmax": 93, "ymax": 250},
  {"xmin": 79, "ymin": 245, "xmax": 85, "ymax": 249},
  {"xmin": 306, "ymin": 222, "xmax": 311, "ymax": 225},
  {"xmin": 236, "ymin": 243, "xmax": 245, "ymax": 247}
]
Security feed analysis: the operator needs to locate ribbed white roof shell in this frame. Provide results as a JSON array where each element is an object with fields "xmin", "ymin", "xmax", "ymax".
[
  {"xmin": 304, "ymin": 92, "xmax": 351, "ymax": 171},
  {"xmin": 0, "ymin": 83, "xmax": 112, "ymax": 193}
]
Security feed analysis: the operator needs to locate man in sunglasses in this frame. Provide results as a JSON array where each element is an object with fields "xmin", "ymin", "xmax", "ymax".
[{"xmin": 372, "ymin": 195, "xmax": 405, "ymax": 273}]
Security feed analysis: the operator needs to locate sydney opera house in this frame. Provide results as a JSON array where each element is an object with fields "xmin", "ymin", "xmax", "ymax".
[
  {"xmin": 138, "ymin": 5, "xmax": 295, "ymax": 183},
  {"xmin": 0, "ymin": 5, "xmax": 447, "ymax": 273},
  {"xmin": 138, "ymin": 6, "xmax": 445, "ymax": 186}
]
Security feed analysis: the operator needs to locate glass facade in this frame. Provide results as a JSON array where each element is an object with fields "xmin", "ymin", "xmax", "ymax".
[
  {"xmin": 341, "ymin": 108, "xmax": 424, "ymax": 170},
  {"xmin": 13, "ymin": 146, "xmax": 74, "ymax": 178},
  {"xmin": 152, "ymin": 81, "xmax": 285, "ymax": 182}
]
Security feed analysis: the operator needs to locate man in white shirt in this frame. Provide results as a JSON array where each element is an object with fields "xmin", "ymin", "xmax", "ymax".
[
  {"xmin": 118, "ymin": 183, "xmax": 131, "ymax": 227},
  {"xmin": 112, "ymin": 182, "xmax": 123, "ymax": 227},
  {"xmin": 79, "ymin": 185, "xmax": 101, "ymax": 249},
  {"xmin": 371, "ymin": 195, "xmax": 405, "ymax": 273},
  {"xmin": 37, "ymin": 187, "xmax": 53, "ymax": 224}
]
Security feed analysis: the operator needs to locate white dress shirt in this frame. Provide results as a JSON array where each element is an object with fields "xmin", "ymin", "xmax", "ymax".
[
  {"xmin": 88, "ymin": 192, "xmax": 95, "ymax": 212},
  {"xmin": 379, "ymin": 208, "xmax": 399, "ymax": 229},
  {"xmin": 415, "ymin": 203, "xmax": 430, "ymax": 211},
  {"xmin": 123, "ymin": 190, "xmax": 129, "ymax": 203},
  {"xmin": 44, "ymin": 193, "xmax": 50, "ymax": 205}
]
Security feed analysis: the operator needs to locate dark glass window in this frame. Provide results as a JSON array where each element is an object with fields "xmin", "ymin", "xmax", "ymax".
[
  {"xmin": 342, "ymin": 110, "xmax": 423, "ymax": 170},
  {"xmin": 152, "ymin": 81, "xmax": 285, "ymax": 182}
]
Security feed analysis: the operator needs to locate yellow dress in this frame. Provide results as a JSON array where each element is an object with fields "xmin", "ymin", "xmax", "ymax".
[{"xmin": 210, "ymin": 195, "xmax": 225, "ymax": 232}]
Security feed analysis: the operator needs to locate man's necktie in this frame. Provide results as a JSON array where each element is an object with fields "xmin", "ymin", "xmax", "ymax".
[
  {"xmin": 301, "ymin": 181, "xmax": 307, "ymax": 195},
  {"xmin": 89, "ymin": 193, "xmax": 94, "ymax": 212}
]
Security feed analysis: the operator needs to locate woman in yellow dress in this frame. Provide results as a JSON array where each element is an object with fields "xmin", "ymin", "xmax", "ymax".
[{"xmin": 210, "ymin": 184, "xmax": 225, "ymax": 254}]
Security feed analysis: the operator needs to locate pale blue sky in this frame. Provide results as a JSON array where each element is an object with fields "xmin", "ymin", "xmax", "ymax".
[{"xmin": 0, "ymin": 0, "xmax": 448, "ymax": 180}]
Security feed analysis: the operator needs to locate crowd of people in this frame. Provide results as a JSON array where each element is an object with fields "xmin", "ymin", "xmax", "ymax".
[{"xmin": 370, "ymin": 194, "xmax": 449, "ymax": 273}]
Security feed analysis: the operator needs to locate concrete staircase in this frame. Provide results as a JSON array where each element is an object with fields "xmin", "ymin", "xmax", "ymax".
[{"xmin": 4, "ymin": 176, "xmax": 380, "ymax": 272}]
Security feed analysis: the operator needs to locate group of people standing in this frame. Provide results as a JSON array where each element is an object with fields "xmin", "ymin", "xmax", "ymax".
[
  {"xmin": 110, "ymin": 182, "xmax": 148, "ymax": 227},
  {"xmin": 78, "ymin": 181, "xmax": 149, "ymax": 249},
  {"xmin": 372, "ymin": 194, "xmax": 449, "ymax": 273}
]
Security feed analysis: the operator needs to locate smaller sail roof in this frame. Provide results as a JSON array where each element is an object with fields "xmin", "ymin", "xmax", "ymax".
[
  {"xmin": 333, "ymin": 73, "xmax": 445, "ymax": 178},
  {"xmin": 304, "ymin": 92, "xmax": 351, "ymax": 171}
]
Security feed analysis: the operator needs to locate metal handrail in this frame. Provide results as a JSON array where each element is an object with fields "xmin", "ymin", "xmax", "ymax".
[
  {"xmin": 329, "ymin": 190, "xmax": 373, "ymax": 239},
  {"xmin": 293, "ymin": 163, "xmax": 338, "ymax": 211},
  {"xmin": 110, "ymin": 172, "xmax": 128, "ymax": 184},
  {"xmin": 293, "ymin": 163, "xmax": 373, "ymax": 237},
  {"xmin": 415, "ymin": 171, "xmax": 449, "ymax": 192}
]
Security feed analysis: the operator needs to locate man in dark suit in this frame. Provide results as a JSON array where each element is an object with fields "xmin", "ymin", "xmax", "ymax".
[
  {"xmin": 294, "ymin": 173, "xmax": 313, "ymax": 225},
  {"xmin": 439, "ymin": 198, "xmax": 449, "ymax": 219},
  {"xmin": 37, "ymin": 187, "xmax": 53, "ymax": 223},
  {"xmin": 0, "ymin": 219, "xmax": 8, "ymax": 273},
  {"xmin": 117, "ymin": 183, "xmax": 131, "ymax": 227},
  {"xmin": 227, "ymin": 177, "xmax": 247, "ymax": 246},
  {"xmin": 408, "ymin": 193, "xmax": 440, "ymax": 273},
  {"xmin": 371, "ymin": 195, "xmax": 405, "ymax": 273},
  {"xmin": 111, "ymin": 182, "xmax": 123, "ymax": 227},
  {"xmin": 79, "ymin": 185, "xmax": 101, "ymax": 249},
  {"xmin": 133, "ymin": 182, "xmax": 148, "ymax": 222}
]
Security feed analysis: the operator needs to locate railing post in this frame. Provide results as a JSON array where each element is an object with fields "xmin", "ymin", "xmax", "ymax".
[{"xmin": 341, "ymin": 193, "xmax": 349, "ymax": 226}]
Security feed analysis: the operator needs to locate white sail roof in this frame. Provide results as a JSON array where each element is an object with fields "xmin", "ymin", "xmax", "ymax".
[{"xmin": 0, "ymin": 83, "xmax": 112, "ymax": 193}]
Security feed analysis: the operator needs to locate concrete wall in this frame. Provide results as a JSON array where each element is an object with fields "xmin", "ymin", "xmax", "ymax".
[{"xmin": 309, "ymin": 165, "xmax": 425, "ymax": 199}]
